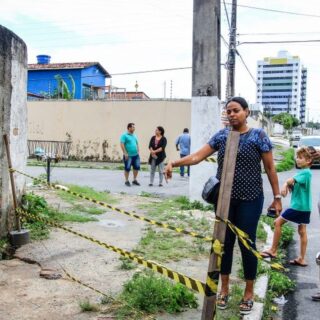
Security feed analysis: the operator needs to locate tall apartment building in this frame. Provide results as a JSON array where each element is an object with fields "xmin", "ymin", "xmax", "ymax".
[{"xmin": 256, "ymin": 51, "xmax": 307, "ymax": 124}]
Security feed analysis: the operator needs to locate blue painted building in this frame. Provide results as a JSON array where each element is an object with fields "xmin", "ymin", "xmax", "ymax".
[{"xmin": 28, "ymin": 55, "xmax": 111, "ymax": 100}]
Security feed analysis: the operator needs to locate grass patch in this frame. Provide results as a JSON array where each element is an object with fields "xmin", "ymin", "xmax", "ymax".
[
  {"xmin": 276, "ymin": 148, "xmax": 295, "ymax": 172},
  {"xmin": 134, "ymin": 228, "xmax": 209, "ymax": 262},
  {"xmin": 216, "ymin": 284, "xmax": 243, "ymax": 320},
  {"xmin": 115, "ymin": 271, "xmax": 198, "ymax": 318},
  {"xmin": 56, "ymin": 184, "xmax": 117, "ymax": 205},
  {"xmin": 22, "ymin": 193, "xmax": 97, "ymax": 240},
  {"xmin": 268, "ymin": 270, "xmax": 295, "ymax": 296},
  {"xmin": 71, "ymin": 204, "xmax": 105, "ymax": 215},
  {"xmin": 119, "ymin": 257, "xmax": 136, "ymax": 270},
  {"xmin": 257, "ymin": 220, "xmax": 268, "ymax": 241},
  {"xmin": 260, "ymin": 215, "xmax": 295, "ymax": 248},
  {"xmin": 79, "ymin": 299, "xmax": 100, "ymax": 312}
]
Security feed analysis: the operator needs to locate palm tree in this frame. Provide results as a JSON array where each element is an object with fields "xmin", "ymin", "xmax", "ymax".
[{"xmin": 54, "ymin": 74, "xmax": 76, "ymax": 100}]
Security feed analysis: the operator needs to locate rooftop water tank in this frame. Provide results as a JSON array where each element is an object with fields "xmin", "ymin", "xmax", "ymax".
[{"xmin": 37, "ymin": 55, "xmax": 51, "ymax": 64}]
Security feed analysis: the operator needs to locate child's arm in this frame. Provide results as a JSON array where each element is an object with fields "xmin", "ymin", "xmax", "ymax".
[{"xmin": 281, "ymin": 178, "xmax": 295, "ymax": 197}]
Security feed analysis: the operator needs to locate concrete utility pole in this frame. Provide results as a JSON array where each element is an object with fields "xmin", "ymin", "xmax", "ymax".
[
  {"xmin": 0, "ymin": 25, "xmax": 28, "ymax": 237},
  {"xmin": 226, "ymin": 0, "xmax": 237, "ymax": 100}
]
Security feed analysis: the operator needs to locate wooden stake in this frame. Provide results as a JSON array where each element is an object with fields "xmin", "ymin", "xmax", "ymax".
[
  {"xmin": 3, "ymin": 134, "xmax": 21, "ymax": 232},
  {"xmin": 201, "ymin": 131, "xmax": 240, "ymax": 319}
]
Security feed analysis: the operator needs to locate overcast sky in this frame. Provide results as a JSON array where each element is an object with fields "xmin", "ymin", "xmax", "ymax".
[{"xmin": 1, "ymin": 0, "xmax": 320, "ymax": 121}]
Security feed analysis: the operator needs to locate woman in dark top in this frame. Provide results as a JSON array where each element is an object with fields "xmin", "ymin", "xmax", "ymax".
[
  {"xmin": 148, "ymin": 126, "xmax": 167, "ymax": 186},
  {"xmin": 164, "ymin": 97, "xmax": 282, "ymax": 315}
]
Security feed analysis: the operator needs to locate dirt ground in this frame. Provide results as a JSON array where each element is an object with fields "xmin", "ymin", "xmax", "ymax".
[{"xmin": 0, "ymin": 186, "xmax": 245, "ymax": 320}]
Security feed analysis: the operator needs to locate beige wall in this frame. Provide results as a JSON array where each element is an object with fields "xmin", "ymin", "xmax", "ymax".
[{"xmin": 28, "ymin": 100, "xmax": 191, "ymax": 162}]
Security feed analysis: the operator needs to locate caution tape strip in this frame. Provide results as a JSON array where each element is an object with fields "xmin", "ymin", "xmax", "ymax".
[
  {"xmin": 12, "ymin": 168, "xmax": 213, "ymax": 242},
  {"xmin": 205, "ymin": 157, "xmax": 217, "ymax": 163},
  {"xmin": 17, "ymin": 208, "xmax": 211, "ymax": 296},
  {"xmin": 218, "ymin": 217, "xmax": 286, "ymax": 271}
]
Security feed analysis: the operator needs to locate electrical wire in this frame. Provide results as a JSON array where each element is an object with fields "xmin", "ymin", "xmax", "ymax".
[
  {"xmin": 225, "ymin": 2, "xmax": 320, "ymax": 19},
  {"xmin": 223, "ymin": 0, "xmax": 231, "ymax": 33},
  {"xmin": 238, "ymin": 31, "xmax": 320, "ymax": 36},
  {"xmin": 235, "ymin": 50, "xmax": 258, "ymax": 86},
  {"xmin": 239, "ymin": 39, "xmax": 320, "ymax": 45}
]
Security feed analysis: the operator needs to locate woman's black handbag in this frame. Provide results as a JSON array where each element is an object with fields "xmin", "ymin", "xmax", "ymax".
[{"xmin": 202, "ymin": 176, "xmax": 220, "ymax": 205}]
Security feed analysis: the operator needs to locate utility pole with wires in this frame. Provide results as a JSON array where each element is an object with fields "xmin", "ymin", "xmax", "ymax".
[{"xmin": 225, "ymin": 0, "xmax": 237, "ymax": 100}]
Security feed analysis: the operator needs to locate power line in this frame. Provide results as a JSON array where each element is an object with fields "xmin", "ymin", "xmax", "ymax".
[
  {"xmin": 27, "ymin": 66, "xmax": 192, "ymax": 82},
  {"xmin": 223, "ymin": 0, "xmax": 231, "ymax": 32},
  {"xmin": 235, "ymin": 50, "xmax": 257, "ymax": 86},
  {"xmin": 238, "ymin": 31, "xmax": 320, "ymax": 36},
  {"xmin": 225, "ymin": 2, "xmax": 320, "ymax": 18},
  {"xmin": 239, "ymin": 39, "xmax": 320, "ymax": 45}
]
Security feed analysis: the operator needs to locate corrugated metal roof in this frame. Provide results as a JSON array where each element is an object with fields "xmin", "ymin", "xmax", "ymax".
[{"xmin": 28, "ymin": 62, "xmax": 111, "ymax": 78}]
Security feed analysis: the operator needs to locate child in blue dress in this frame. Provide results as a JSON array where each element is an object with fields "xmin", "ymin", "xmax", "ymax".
[{"xmin": 261, "ymin": 147, "xmax": 313, "ymax": 267}]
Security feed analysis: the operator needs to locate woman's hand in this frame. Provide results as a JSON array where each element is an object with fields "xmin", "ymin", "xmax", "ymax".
[
  {"xmin": 164, "ymin": 161, "xmax": 174, "ymax": 181},
  {"xmin": 269, "ymin": 199, "xmax": 282, "ymax": 216}
]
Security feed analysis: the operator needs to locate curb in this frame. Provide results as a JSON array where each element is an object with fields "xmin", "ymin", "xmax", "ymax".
[{"xmin": 243, "ymin": 222, "xmax": 273, "ymax": 320}]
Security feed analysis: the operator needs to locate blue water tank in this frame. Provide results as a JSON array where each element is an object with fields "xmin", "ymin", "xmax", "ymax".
[{"xmin": 37, "ymin": 55, "xmax": 51, "ymax": 64}]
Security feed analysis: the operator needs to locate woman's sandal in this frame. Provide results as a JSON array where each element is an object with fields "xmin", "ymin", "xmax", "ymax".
[
  {"xmin": 217, "ymin": 294, "xmax": 229, "ymax": 310},
  {"xmin": 239, "ymin": 299, "xmax": 254, "ymax": 315}
]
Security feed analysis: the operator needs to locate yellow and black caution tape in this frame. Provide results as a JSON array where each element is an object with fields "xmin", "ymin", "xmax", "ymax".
[
  {"xmin": 220, "ymin": 217, "xmax": 286, "ymax": 271},
  {"xmin": 12, "ymin": 168, "xmax": 213, "ymax": 242},
  {"xmin": 17, "ymin": 208, "xmax": 211, "ymax": 296},
  {"xmin": 205, "ymin": 157, "xmax": 217, "ymax": 163}
]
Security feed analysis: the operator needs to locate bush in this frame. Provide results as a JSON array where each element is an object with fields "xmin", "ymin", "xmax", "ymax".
[
  {"xmin": 118, "ymin": 272, "xmax": 198, "ymax": 315},
  {"xmin": 276, "ymin": 148, "xmax": 295, "ymax": 172},
  {"xmin": 268, "ymin": 270, "xmax": 295, "ymax": 296}
]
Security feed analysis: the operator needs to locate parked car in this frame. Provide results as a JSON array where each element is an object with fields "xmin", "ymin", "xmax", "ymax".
[
  {"xmin": 291, "ymin": 131, "xmax": 302, "ymax": 148},
  {"xmin": 295, "ymin": 136, "xmax": 320, "ymax": 168}
]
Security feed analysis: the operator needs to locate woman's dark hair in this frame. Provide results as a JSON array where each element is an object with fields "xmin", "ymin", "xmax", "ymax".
[
  {"xmin": 157, "ymin": 126, "xmax": 165, "ymax": 136},
  {"xmin": 226, "ymin": 96, "xmax": 249, "ymax": 110}
]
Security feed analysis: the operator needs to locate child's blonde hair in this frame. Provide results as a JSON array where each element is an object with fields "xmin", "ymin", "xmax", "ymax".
[{"xmin": 296, "ymin": 146, "xmax": 318, "ymax": 164}]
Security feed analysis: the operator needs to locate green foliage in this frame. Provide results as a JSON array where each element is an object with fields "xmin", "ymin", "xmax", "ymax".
[
  {"xmin": 272, "ymin": 113, "xmax": 300, "ymax": 130},
  {"xmin": 257, "ymin": 220, "xmax": 267, "ymax": 241},
  {"xmin": 175, "ymin": 196, "xmax": 214, "ymax": 211},
  {"xmin": 268, "ymin": 270, "xmax": 295, "ymax": 296},
  {"xmin": 22, "ymin": 193, "xmax": 97, "ymax": 239},
  {"xmin": 54, "ymin": 74, "xmax": 75, "ymax": 100},
  {"xmin": 216, "ymin": 284, "xmax": 243, "ymax": 320},
  {"xmin": 79, "ymin": 299, "xmax": 100, "ymax": 312},
  {"xmin": 134, "ymin": 228, "xmax": 209, "ymax": 262},
  {"xmin": 119, "ymin": 257, "xmax": 136, "ymax": 270},
  {"xmin": 117, "ymin": 271, "xmax": 198, "ymax": 316},
  {"xmin": 276, "ymin": 148, "xmax": 295, "ymax": 172},
  {"xmin": 57, "ymin": 184, "xmax": 117, "ymax": 204}
]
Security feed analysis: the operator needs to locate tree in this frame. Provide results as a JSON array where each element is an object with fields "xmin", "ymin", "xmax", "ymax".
[
  {"xmin": 272, "ymin": 113, "xmax": 300, "ymax": 130},
  {"xmin": 54, "ymin": 74, "xmax": 75, "ymax": 100}
]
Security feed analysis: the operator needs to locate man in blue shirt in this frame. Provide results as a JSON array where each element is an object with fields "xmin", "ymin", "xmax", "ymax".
[
  {"xmin": 175, "ymin": 128, "xmax": 191, "ymax": 177},
  {"xmin": 120, "ymin": 123, "xmax": 140, "ymax": 186}
]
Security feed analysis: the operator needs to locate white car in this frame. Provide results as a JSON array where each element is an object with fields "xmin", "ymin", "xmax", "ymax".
[
  {"xmin": 291, "ymin": 131, "xmax": 302, "ymax": 148},
  {"xmin": 296, "ymin": 136, "xmax": 320, "ymax": 168}
]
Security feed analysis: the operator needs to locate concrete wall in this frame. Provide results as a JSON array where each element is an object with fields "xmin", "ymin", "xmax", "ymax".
[
  {"xmin": 0, "ymin": 25, "xmax": 28, "ymax": 236},
  {"xmin": 27, "ymin": 100, "xmax": 263, "ymax": 163},
  {"xmin": 28, "ymin": 100, "xmax": 191, "ymax": 162}
]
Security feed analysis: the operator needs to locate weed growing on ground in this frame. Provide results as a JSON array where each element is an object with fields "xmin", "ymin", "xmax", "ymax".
[
  {"xmin": 257, "ymin": 220, "xmax": 268, "ymax": 241},
  {"xmin": 134, "ymin": 228, "xmax": 209, "ymax": 262},
  {"xmin": 79, "ymin": 299, "xmax": 100, "ymax": 312},
  {"xmin": 276, "ymin": 148, "xmax": 295, "ymax": 172},
  {"xmin": 22, "ymin": 193, "xmax": 97, "ymax": 239},
  {"xmin": 260, "ymin": 215, "xmax": 295, "ymax": 248},
  {"xmin": 268, "ymin": 270, "xmax": 295, "ymax": 296},
  {"xmin": 216, "ymin": 284, "xmax": 243, "ymax": 320},
  {"xmin": 71, "ymin": 204, "xmax": 105, "ymax": 215},
  {"xmin": 116, "ymin": 271, "xmax": 198, "ymax": 317},
  {"xmin": 56, "ymin": 184, "xmax": 117, "ymax": 205},
  {"xmin": 33, "ymin": 173, "xmax": 47, "ymax": 185},
  {"xmin": 119, "ymin": 257, "xmax": 136, "ymax": 270}
]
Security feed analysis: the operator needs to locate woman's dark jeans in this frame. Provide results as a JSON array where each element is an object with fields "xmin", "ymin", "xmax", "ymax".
[{"xmin": 220, "ymin": 193, "xmax": 264, "ymax": 280}]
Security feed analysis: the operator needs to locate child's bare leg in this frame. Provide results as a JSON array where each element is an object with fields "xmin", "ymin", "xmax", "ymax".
[
  {"xmin": 297, "ymin": 224, "xmax": 308, "ymax": 264},
  {"xmin": 263, "ymin": 217, "xmax": 287, "ymax": 257}
]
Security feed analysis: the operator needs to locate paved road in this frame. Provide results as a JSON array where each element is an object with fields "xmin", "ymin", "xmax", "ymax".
[{"xmin": 26, "ymin": 166, "xmax": 320, "ymax": 319}]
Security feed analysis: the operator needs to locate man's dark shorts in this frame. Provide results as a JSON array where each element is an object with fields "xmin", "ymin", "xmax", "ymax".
[{"xmin": 123, "ymin": 155, "xmax": 140, "ymax": 172}]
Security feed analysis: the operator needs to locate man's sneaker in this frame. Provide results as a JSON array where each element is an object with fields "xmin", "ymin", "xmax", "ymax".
[
  {"xmin": 132, "ymin": 180, "xmax": 140, "ymax": 186},
  {"xmin": 125, "ymin": 181, "xmax": 131, "ymax": 186}
]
